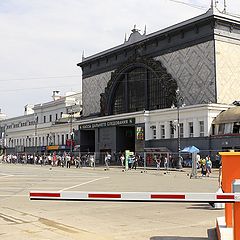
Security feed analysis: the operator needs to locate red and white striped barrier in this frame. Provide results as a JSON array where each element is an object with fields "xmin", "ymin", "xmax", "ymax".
[{"xmin": 29, "ymin": 191, "xmax": 240, "ymax": 203}]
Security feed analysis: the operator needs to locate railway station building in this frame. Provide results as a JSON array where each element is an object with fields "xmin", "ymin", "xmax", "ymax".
[{"xmin": 76, "ymin": 6, "xmax": 240, "ymax": 163}]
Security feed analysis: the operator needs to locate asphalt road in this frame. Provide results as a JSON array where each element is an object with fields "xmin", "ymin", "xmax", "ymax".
[{"xmin": 0, "ymin": 164, "xmax": 223, "ymax": 240}]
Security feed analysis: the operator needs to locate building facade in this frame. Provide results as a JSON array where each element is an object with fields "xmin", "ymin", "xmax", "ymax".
[
  {"xmin": 0, "ymin": 91, "xmax": 82, "ymax": 155},
  {"xmin": 77, "ymin": 6, "xmax": 240, "ymax": 162}
]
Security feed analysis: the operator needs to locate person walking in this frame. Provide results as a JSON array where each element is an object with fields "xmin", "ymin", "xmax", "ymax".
[
  {"xmin": 104, "ymin": 152, "xmax": 111, "ymax": 170},
  {"xmin": 120, "ymin": 154, "xmax": 125, "ymax": 168},
  {"xmin": 156, "ymin": 156, "xmax": 161, "ymax": 171},
  {"xmin": 128, "ymin": 155, "xmax": 134, "ymax": 169},
  {"xmin": 132, "ymin": 154, "xmax": 138, "ymax": 170},
  {"xmin": 66, "ymin": 154, "xmax": 71, "ymax": 168},
  {"xmin": 164, "ymin": 156, "xmax": 168, "ymax": 170},
  {"xmin": 201, "ymin": 157, "xmax": 207, "ymax": 177},
  {"xmin": 206, "ymin": 156, "xmax": 212, "ymax": 177}
]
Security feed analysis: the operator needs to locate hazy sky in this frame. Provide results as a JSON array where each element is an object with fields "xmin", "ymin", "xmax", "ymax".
[{"xmin": 0, "ymin": 0, "xmax": 239, "ymax": 118}]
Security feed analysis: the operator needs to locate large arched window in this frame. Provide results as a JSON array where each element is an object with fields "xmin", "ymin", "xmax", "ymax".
[{"xmin": 100, "ymin": 57, "xmax": 177, "ymax": 116}]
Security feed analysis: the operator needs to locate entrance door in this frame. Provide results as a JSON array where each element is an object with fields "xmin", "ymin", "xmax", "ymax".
[
  {"xmin": 80, "ymin": 130, "xmax": 95, "ymax": 154},
  {"xmin": 117, "ymin": 126, "xmax": 135, "ymax": 153}
]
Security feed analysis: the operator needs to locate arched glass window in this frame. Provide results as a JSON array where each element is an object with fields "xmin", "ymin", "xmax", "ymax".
[
  {"xmin": 113, "ymin": 80, "xmax": 125, "ymax": 115},
  {"xmin": 128, "ymin": 68, "xmax": 145, "ymax": 112},
  {"xmin": 111, "ymin": 66, "xmax": 175, "ymax": 115}
]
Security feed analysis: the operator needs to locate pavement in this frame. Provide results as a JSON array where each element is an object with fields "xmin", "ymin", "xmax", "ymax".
[{"xmin": 0, "ymin": 164, "xmax": 223, "ymax": 240}]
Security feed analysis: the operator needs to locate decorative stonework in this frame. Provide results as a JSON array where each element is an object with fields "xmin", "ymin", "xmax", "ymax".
[
  {"xmin": 82, "ymin": 41, "xmax": 217, "ymax": 117},
  {"xmin": 82, "ymin": 71, "xmax": 113, "ymax": 116},
  {"xmin": 155, "ymin": 40, "xmax": 216, "ymax": 105},
  {"xmin": 215, "ymin": 40, "xmax": 240, "ymax": 104}
]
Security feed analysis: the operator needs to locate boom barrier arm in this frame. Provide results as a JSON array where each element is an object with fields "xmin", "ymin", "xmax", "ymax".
[{"xmin": 29, "ymin": 191, "xmax": 240, "ymax": 203}]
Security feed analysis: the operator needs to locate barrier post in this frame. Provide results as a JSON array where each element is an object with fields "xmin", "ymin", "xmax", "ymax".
[
  {"xmin": 144, "ymin": 152, "xmax": 146, "ymax": 172},
  {"xmin": 219, "ymin": 152, "xmax": 240, "ymax": 227},
  {"xmin": 233, "ymin": 180, "xmax": 240, "ymax": 240}
]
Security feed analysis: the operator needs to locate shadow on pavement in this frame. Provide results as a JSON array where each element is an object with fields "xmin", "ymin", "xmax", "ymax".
[
  {"xmin": 150, "ymin": 228, "xmax": 217, "ymax": 240},
  {"xmin": 186, "ymin": 203, "xmax": 223, "ymax": 211},
  {"xmin": 186, "ymin": 203, "xmax": 213, "ymax": 210},
  {"xmin": 150, "ymin": 237, "xmax": 207, "ymax": 240}
]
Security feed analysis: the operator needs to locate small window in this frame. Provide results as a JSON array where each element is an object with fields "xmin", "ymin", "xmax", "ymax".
[
  {"xmin": 170, "ymin": 121, "xmax": 175, "ymax": 138},
  {"xmin": 199, "ymin": 121, "xmax": 204, "ymax": 137},
  {"xmin": 49, "ymin": 115, "xmax": 52, "ymax": 122},
  {"xmin": 189, "ymin": 122, "xmax": 194, "ymax": 137},
  {"xmin": 55, "ymin": 113, "xmax": 58, "ymax": 121},
  {"xmin": 219, "ymin": 124, "xmax": 225, "ymax": 135},
  {"xmin": 161, "ymin": 125, "xmax": 165, "ymax": 139},
  {"xmin": 44, "ymin": 116, "xmax": 46, "ymax": 123},
  {"xmin": 151, "ymin": 126, "xmax": 156, "ymax": 139},
  {"xmin": 180, "ymin": 123, "xmax": 184, "ymax": 138}
]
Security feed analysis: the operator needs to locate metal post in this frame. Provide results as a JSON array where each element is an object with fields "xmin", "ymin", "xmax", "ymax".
[
  {"xmin": 176, "ymin": 89, "xmax": 183, "ymax": 169},
  {"xmin": 190, "ymin": 152, "xmax": 197, "ymax": 178},
  {"xmin": 34, "ymin": 115, "xmax": 38, "ymax": 163},
  {"xmin": 144, "ymin": 151, "xmax": 146, "ymax": 172},
  {"xmin": 70, "ymin": 113, "xmax": 73, "ymax": 155}
]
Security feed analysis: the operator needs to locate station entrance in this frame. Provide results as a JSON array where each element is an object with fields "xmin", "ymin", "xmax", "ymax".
[
  {"xmin": 98, "ymin": 125, "xmax": 135, "ymax": 165},
  {"xmin": 79, "ymin": 129, "xmax": 95, "ymax": 153},
  {"xmin": 116, "ymin": 126, "xmax": 135, "ymax": 153},
  {"xmin": 79, "ymin": 118, "xmax": 136, "ymax": 164}
]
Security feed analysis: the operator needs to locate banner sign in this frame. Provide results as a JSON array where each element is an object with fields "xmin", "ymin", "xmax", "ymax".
[
  {"xmin": 136, "ymin": 127, "xmax": 144, "ymax": 140},
  {"xmin": 79, "ymin": 118, "xmax": 135, "ymax": 130},
  {"xmin": 47, "ymin": 145, "xmax": 59, "ymax": 150}
]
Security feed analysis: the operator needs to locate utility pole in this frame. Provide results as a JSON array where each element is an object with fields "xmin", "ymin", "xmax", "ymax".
[
  {"xmin": 34, "ymin": 115, "xmax": 38, "ymax": 156},
  {"xmin": 69, "ymin": 106, "xmax": 74, "ymax": 155},
  {"xmin": 175, "ymin": 88, "xmax": 184, "ymax": 169}
]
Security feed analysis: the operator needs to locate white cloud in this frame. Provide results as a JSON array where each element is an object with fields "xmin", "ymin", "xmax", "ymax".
[{"xmin": 0, "ymin": 0, "xmax": 239, "ymax": 117}]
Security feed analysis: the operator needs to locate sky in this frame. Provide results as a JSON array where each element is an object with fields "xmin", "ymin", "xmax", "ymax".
[{"xmin": 0, "ymin": 0, "xmax": 240, "ymax": 118}]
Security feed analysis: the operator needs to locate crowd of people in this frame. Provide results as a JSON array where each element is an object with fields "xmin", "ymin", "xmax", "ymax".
[
  {"xmin": 0, "ymin": 152, "xmax": 95, "ymax": 168},
  {"xmin": 0, "ymin": 151, "xmax": 215, "ymax": 177}
]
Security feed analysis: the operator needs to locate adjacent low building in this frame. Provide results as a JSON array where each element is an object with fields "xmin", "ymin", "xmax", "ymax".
[{"xmin": 0, "ymin": 91, "xmax": 82, "ymax": 155}]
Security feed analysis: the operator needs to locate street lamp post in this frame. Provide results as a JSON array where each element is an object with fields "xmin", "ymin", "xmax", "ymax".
[
  {"xmin": 175, "ymin": 88, "xmax": 184, "ymax": 169},
  {"xmin": 68, "ymin": 107, "xmax": 74, "ymax": 155},
  {"xmin": 34, "ymin": 114, "xmax": 38, "ymax": 162},
  {"xmin": 0, "ymin": 126, "xmax": 6, "ymax": 156}
]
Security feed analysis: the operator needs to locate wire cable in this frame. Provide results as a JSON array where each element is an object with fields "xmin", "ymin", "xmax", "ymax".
[
  {"xmin": 0, "ymin": 83, "xmax": 81, "ymax": 93},
  {"xmin": 0, "ymin": 75, "xmax": 81, "ymax": 82},
  {"xmin": 168, "ymin": 0, "xmax": 207, "ymax": 10}
]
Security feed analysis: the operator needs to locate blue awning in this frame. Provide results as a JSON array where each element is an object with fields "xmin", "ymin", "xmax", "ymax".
[{"xmin": 181, "ymin": 146, "xmax": 200, "ymax": 153}]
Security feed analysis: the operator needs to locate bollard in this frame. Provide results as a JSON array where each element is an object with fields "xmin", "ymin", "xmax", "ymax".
[{"xmin": 233, "ymin": 180, "xmax": 240, "ymax": 240}]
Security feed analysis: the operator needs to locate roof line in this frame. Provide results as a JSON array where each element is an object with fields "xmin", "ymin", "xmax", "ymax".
[{"xmin": 79, "ymin": 8, "xmax": 240, "ymax": 64}]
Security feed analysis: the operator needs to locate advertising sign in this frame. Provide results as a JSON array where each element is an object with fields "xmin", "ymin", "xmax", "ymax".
[{"xmin": 136, "ymin": 126, "xmax": 144, "ymax": 140}]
